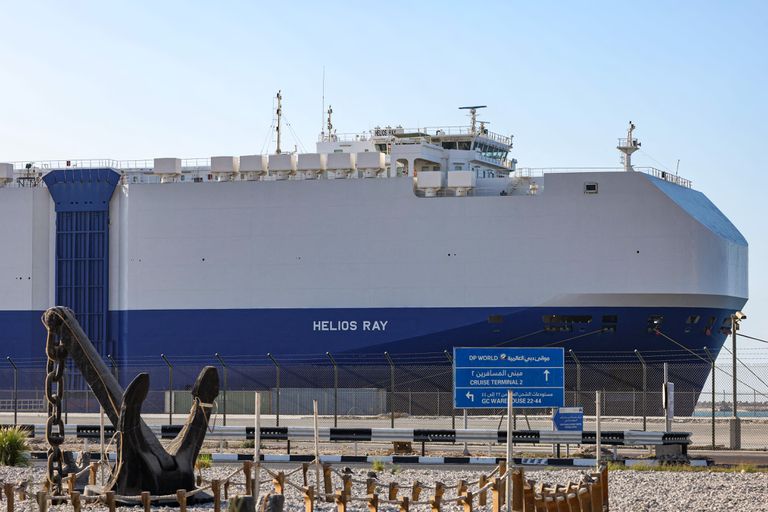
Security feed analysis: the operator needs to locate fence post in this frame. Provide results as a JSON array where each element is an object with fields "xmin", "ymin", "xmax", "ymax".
[
  {"xmin": 107, "ymin": 354, "xmax": 118, "ymax": 381},
  {"xmin": 595, "ymin": 391, "xmax": 601, "ymax": 470},
  {"xmin": 326, "ymin": 352, "xmax": 338, "ymax": 427},
  {"xmin": 634, "ymin": 350, "xmax": 647, "ymax": 431},
  {"xmin": 444, "ymin": 351, "xmax": 454, "ymax": 427},
  {"xmin": 730, "ymin": 313, "xmax": 745, "ymax": 449},
  {"xmin": 160, "ymin": 354, "xmax": 173, "ymax": 425},
  {"xmin": 5, "ymin": 357, "xmax": 17, "ymax": 427},
  {"xmin": 704, "ymin": 347, "xmax": 716, "ymax": 449},
  {"xmin": 267, "ymin": 353, "xmax": 281, "ymax": 426},
  {"xmin": 568, "ymin": 350, "xmax": 580, "ymax": 409},
  {"xmin": 384, "ymin": 352, "xmax": 395, "ymax": 428},
  {"xmin": 215, "ymin": 353, "xmax": 228, "ymax": 426}
]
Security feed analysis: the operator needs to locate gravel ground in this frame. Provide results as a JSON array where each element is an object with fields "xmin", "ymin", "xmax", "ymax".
[{"xmin": 1, "ymin": 464, "xmax": 766, "ymax": 512}]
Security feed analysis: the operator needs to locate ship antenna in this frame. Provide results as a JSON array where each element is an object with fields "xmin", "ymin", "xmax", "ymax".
[
  {"xmin": 327, "ymin": 105, "xmax": 333, "ymax": 141},
  {"xmin": 459, "ymin": 105, "xmax": 487, "ymax": 135},
  {"xmin": 617, "ymin": 120, "xmax": 641, "ymax": 171},
  {"xmin": 276, "ymin": 90, "xmax": 282, "ymax": 154},
  {"xmin": 321, "ymin": 66, "xmax": 325, "ymax": 140}
]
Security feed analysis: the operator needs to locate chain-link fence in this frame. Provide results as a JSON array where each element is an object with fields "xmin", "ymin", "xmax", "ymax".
[{"xmin": 1, "ymin": 350, "xmax": 767, "ymax": 450}]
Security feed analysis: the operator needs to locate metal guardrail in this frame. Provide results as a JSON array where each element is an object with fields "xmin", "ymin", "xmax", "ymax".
[{"xmin": 6, "ymin": 424, "xmax": 690, "ymax": 448}]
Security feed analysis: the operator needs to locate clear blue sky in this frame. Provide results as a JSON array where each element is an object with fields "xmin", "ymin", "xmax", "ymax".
[{"xmin": 1, "ymin": 1, "xmax": 766, "ymax": 366}]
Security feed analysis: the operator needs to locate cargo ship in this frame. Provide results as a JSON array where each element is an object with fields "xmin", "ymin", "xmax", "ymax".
[{"xmin": 0, "ymin": 101, "xmax": 748, "ymax": 411}]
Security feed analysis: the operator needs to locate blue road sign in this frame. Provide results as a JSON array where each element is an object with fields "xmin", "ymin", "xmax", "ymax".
[
  {"xmin": 453, "ymin": 347, "xmax": 564, "ymax": 409},
  {"xmin": 553, "ymin": 407, "xmax": 584, "ymax": 431}
]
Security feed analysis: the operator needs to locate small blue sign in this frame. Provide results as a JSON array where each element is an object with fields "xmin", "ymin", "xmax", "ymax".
[
  {"xmin": 453, "ymin": 347, "xmax": 565, "ymax": 409},
  {"xmin": 553, "ymin": 407, "xmax": 584, "ymax": 431}
]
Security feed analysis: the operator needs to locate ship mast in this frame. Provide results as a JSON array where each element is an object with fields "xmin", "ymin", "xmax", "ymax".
[
  {"xmin": 326, "ymin": 105, "xmax": 333, "ymax": 141},
  {"xmin": 617, "ymin": 121, "xmax": 641, "ymax": 172},
  {"xmin": 276, "ymin": 90, "xmax": 283, "ymax": 154},
  {"xmin": 459, "ymin": 105, "xmax": 487, "ymax": 135}
]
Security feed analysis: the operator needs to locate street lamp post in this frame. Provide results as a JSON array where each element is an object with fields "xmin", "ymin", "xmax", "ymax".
[
  {"xmin": 444, "ymin": 350, "xmax": 454, "ymax": 428},
  {"xmin": 160, "ymin": 354, "xmax": 173, "ymax": 425},
  {"xmin": 6, "ymin": 356, "xmax": 18, "ymax": 427},
  {"xmin": 267, "ymin": 353, "xmax": 280, "ymax": 426},
  {"xmin": 384, "ymin": 352, "xmax": 395, "ymax": 428},
  {"xmin": 326, "ymin": 352, "xmax": 338, "ymax": 427},
  {"xmin": 634, "ymin": 350, "xmax": 647, "ymax": 431},
  {"xmin": 703, "ymin": 347, "xmax": 716, "ymax": 449},
  {"xmin": 215, "ymin": 353, "xmax": 228, "ymax": 426},
  {"xmin": 107, "ymin": 354, "xmax": 118, "ymax": 380},
  {"xmin": 730, "ymin": 312, "xmax": 746, "ymax": 449}
]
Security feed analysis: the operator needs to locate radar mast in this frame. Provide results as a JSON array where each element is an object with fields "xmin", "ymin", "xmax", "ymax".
[
  {"xmin": 276, "ymin": 90, "xmax": 283, "ymax": 154},
  {"xmin": 459, "ymin": 105, "xmax": 487, "ymax": 135},
  {"xmin": 617, "ymin": 121, "xmax": 641, "ymax": 172}
]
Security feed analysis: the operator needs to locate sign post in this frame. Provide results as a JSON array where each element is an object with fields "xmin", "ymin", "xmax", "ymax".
[{"xmin": 453, "ymin": 347, "xmax": 565, "ymax": 409}]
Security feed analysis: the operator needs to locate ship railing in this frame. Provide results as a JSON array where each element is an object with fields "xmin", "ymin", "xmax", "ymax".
[
  {"xmin": 514, "ymin": 166, "xmax": 621, "ymax": 177},
  {"xmin": 10, "ymin": 159, "xmax": 122, "ymax": 171},
  {"xmin": 635, "ymin": 166, "xmax": 692, "ymax": 188},
  {"xmin": 513, "ymin": 166, "xmax": 693, "ymax": 187}
]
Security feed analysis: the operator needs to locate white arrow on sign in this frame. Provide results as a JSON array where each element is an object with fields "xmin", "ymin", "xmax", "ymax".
[
  {"xmin": 465, "ymin": 391, "xmax": 475, "ymax": 402},
  {"xmin": 543, "ymin": 369, "xmax": 550, "ymax": 382}
]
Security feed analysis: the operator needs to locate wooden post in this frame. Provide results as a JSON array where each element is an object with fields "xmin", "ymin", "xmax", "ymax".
[
  {"xmin": 566, "ymin": 493, "xmax": 580, "ymax": 512},
  {"xmin": 600, "ymin": 466, "xmax": 608, "ymax": 511},
  {"xmin": 3, "ymin": 483, "xmax": 13, "ymax": 512},
  {"xmin": 211, "ymin": 480, "xmax": 221, "ymax": 512},
  {"xmin": 523, "ymin": 486, "xmax": 535, "ymax": 512},
  {"xmin": 388, "ymin": 483, "xmax": 399, "ymax": 501},
  {"xmin": 89, "ymin": 463, "xmax": 98, "ymax": 486},
  {"xmin": 243, "ymin": 461, "xmax": 253, "ymax": 496},
  {"xmin": 105, "ymin": 491, "xmax": 116, "ymax": 512},
  {"xmin": 273, "ymin": 472, "xmax": 285, "ymax": 495},
  {"xmin": 544, "ymin": 496, "xmax": 557, "ymax": 512},
  {"xmin": 434, "ymin": 482, "xmax": 445, "ymax": 503},
  {"xmin": 302, "ymin": 463, "xmax": 309, "ymax": 487},
  {"xmin": 342, "ymin": 475, "xmax": 352, "ymax": 499},
  {"xmin": 334, "ymin": 491, "xmax": 347, "ymax": 512},
  {"xmin": 399, "ymin": 496, "xmax": 410, "ymax": 512},
  {"xmin": 411, "ymin": 481, "xmax": 422, "ymax": 502},
  {"xmin": 254, "ymin": 392, "xmax": 261, "ymax": 504},
  {"xmin": 313, "ymin": 400, "xmax": 321, "ymax": 500},
  {"xmin": 456, "ymin": 480, "xmax": 467, "ymax": 504},
  {"xmin": 35, "ymin": 491, "xmax": 47, "ymax": 512},
  {"xmin": 589, "ymin": 481, "xmax": 603, "ymax": 512},
  {"xmin": 323, "ymin": 464, "xmax": 333, "ymax": 503},
  {"xmin": 533, "ymin": 495, "xmax": 546, "ymax": 512},
  {"xmin": 177, "ymin": 490, "xmax": 187, "ymax": 512},
  {"xmin": 66, "ymin": 474, "xmax": 76, "ymax": 496},
  {"xmin": 304, "ymin": 487, "xmax": 315, "ymax": 512},
  {"xmin": 577, "ymin": 488, "xmax": 591, "ymax": 512},
  {"xmin": 141, "ymin": 491, "xmax": 151, "ymax": 512},
  {"xmin": 71, "ymin": 491, "xmax": 81, "ymax": 512},
  {"xmin": 491, "ymin": 478, "xmax": 501, "ymax": 512},
  {"xmin": 224, "ymin": 480, "xmax": 230, "ymax": 500},
  {"xmin": 512, "ymin": 469, "xmax": 524, "ymax": 512},
  {"xmin": 556, "ymin": 496, "xmax": 569, "ymax": 512},
  {"xmin": 367, "ymin": 493, "xmax": 378, "ymax": 512},
  {"xmin": 461, "ymin": 490, "xmax": 473, "ymax": 512},
  {"xmin": 366, "ymin": 478, "xmax": 376, "ymax": 495},
  {"xmin": 477, "ymin": 475, "xmax": 487, "ymax": 506}
]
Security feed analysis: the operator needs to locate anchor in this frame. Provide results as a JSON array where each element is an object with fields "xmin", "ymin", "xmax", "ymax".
[{"xmin": 42, "ymin": 306, "xmax": 219, "ymax": 499}]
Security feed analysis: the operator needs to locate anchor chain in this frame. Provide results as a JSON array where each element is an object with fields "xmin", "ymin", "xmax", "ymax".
[{"xmin": 45, "ymin": 326, "xmax": 68, "ymax": 495}]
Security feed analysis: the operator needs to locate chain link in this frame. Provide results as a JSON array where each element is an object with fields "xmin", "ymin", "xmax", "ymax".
[{"xmin": 45, "ymin": 329, "xmax": 67, "ymax": 495}]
